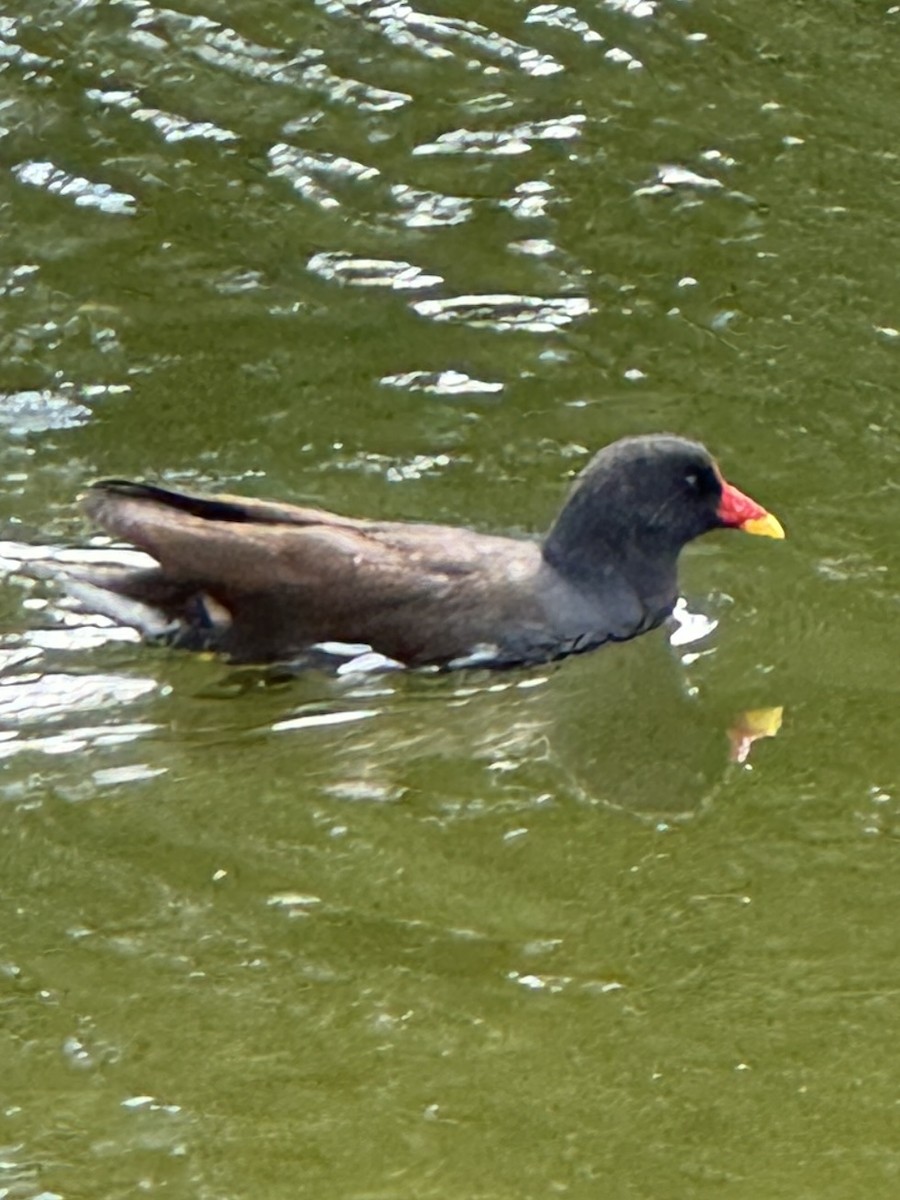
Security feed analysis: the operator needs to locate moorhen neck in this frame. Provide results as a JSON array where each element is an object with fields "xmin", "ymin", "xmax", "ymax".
[{"xmin": 64, "ymin": 434, "xmax": 784, "ymax": 669}]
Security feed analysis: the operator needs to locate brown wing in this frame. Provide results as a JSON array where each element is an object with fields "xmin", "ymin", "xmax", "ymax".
[{"xmin": 82, "ymin": 481, "xmax": 543, "ymax": 663}]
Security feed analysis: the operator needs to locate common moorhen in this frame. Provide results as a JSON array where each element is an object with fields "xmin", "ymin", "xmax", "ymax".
[{"xmin": 67, "ymin": 435, "xmax": 784, "ymax": 669}]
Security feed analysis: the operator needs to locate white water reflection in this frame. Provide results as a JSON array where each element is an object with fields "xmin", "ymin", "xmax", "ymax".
[
  {"xmin": 86, "ymin": 88, "xmax": 238, "ymax": 143},
  {"xmin": 0, "ymin": 390, "xmax": 92, "ymax": 435},
  {"xmin": 604, "ymin": 0, "xmax": 657, "ymax": 15},
  {"xmin": 391, "ymin": 185, "xmax": 472, "ymax": 228},
  {"xmin": 411, "ymin": 293, "xmax": 592, "ymax": 332},
  {"xmin": 0, "ymin": 670, "xmax": 158, "ymax": 756},
  {"xmin": 604, "ymin": 46, "xmax": 642, "ymax": 69},
  {"xmin": 272, "ymin": 708, "xmax": 378, "ymax": 733},
  {"xmin": 499, "ymin": 179, "xmax": 555, "ymax": 219},
  {"xmin": 125, "ymin": 3, "xmax": 411, "ymax": 110},
  {"xmin": 1, "ymin": 543, "xmax": 154, "ymax": 656},
  {"xmin": 0, "ymin": 263, "xmax": 40, "ymax": 297},
  {"xmin": 12, "ymin": 162, "xmax": 137, "ymax": 216},
  {"xmin": 380, "ymin": 369, "xmax": 503, "ymax": 396},
  {"xmin": 324, "ymin": 450, "xmax": 454, "ymax": 483},
  {"xmin": 269, "ymin": 143, "xmax": 379, "ymax": 210},
  {"xmin": 0, "ymin": 16, "xmax": 51, "ymax": 69},
  {"xmin": 667, "ymin": 598, "xmax": 718, "ymax": 648},
  {"xmin": 93, "ymin": 763, "xmax": 168, "ymax": 786},
  {"xmin": 1, "ymin": 544, "xmax": 161, "ymax": 759},
  {"xmin": 635, "ymin": 165, "xmax": 724, "ymax": 197},
  {"xmin": 0, "ymin": 542, "xmax": 154, "ymax": 574},
  {"xmin": 317, "ymin": 0, "xmax": 562, "ymax": 76},
  {"xmin": 509, "ymin": 238, "xmax": 557, "ymax": 257},
  {"xmin": 525, "ymin": 5, "xmax": 604, "ymax": 44},
  {"xmin": 414, "ymin": 114, "xmax": 584, "ymax": 157},
  {"xmin": 23, "ymin": 623, "xmax": 142, "ymax": 652},
  {"xmin": 308, "ymin": 252, "xmax": 443, "ymax": 290}
]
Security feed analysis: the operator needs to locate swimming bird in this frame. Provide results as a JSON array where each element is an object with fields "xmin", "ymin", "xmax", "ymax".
[{"xmin": 63, "ymin": 434, "xmax": 784, "ymax": 669}]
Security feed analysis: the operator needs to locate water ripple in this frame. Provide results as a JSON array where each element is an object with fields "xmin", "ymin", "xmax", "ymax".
[
  {"xmin": 86, "ymin": 88, "xmax": 239, "ymax": 143},
  {"xmin": 114, "ymin": 2, "xmax": 412, "ymax": 110},
  {"xmin": 0, "ymin": 16, "xmax": 51, "ymax": 70},
  {"xmin": 308, "ymin": 251, "xmax": 443, "ymax": 290},
  {"xmin": 0, "ymin": 263, "xmax": 39, "ymax": 298},
  {"xmin": 0, "ymin": 671, "xmax": 157, "ymax": 734},
  {"xmin": 414, "ymin": 114, "xmax": 584, "ymax": 157},
  {"xmin": 318, "ymin": 0, "xmax": 563, "ymax": 76},
  {"xmin": 525, "ymin": 5, "xmax": 604, "ymax": 45},
  {"xmin": 0, "ymin": 390, "xmax": 92, "ymax": 435},
  {"xmin": 380, "ymin": 369, "xmax": 503, "ymax": 396},
  {"xmin": 12, "ymin": 161, "xmax": 136, "ymax": 215},
  {"xmin": 499, "ymin": 179, "xmax": 556, "ymax": 219},
  {"xmin": 269, "ymin": 143, "xmax": 379, "ymax": 210},
  {"xmin": 604, "ymin": 0, "xmax": 657, "ymax": 16},
  {"xmin": 411, "ymin": 293, "xmax": 592, "ymax": 333},
  {"xmin": 391, "ymin": 185, "xmax": 473, "ymax": 228}
]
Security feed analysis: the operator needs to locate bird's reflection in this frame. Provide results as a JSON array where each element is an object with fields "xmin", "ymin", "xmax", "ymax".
[{"xmin": 727, "ymin": 706, "xmax": 784, "ymax": 765}]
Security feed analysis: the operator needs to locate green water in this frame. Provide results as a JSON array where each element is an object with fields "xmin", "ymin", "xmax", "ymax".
[{"xmin": 2, "ymin": 1, "xmax": 899, "ymax": 1196}]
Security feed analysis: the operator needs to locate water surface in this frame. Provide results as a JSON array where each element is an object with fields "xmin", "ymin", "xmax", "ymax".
[{"xmin": 2, "ymin": 1, "xmax": 900, "ymax": 1197}]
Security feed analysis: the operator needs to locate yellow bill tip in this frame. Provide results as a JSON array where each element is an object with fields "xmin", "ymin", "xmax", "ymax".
[{"xmin": 741, "ymin": 512, "xmax": 785, "ymax": 540}]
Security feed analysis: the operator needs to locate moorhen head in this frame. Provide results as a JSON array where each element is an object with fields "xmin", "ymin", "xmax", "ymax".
[{"xmin": 65, "ymin": 434, "xmax": 783, "ymax": 669}]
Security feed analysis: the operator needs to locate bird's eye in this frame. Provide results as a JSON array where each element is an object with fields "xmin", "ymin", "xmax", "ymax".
[{"xmin": 685, "ymin": 472, "xmax": 699, "ymax": 491}]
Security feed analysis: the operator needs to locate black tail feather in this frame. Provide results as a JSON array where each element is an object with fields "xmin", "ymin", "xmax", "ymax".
[{"xmin": 88, "ymin": 480, "xmax": 255, "ymax": 525}]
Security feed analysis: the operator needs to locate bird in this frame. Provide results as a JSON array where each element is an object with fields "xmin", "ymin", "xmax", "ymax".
[{"xmin": 60, "ymin": 434, "xmax": 784, "ymax": 670}]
